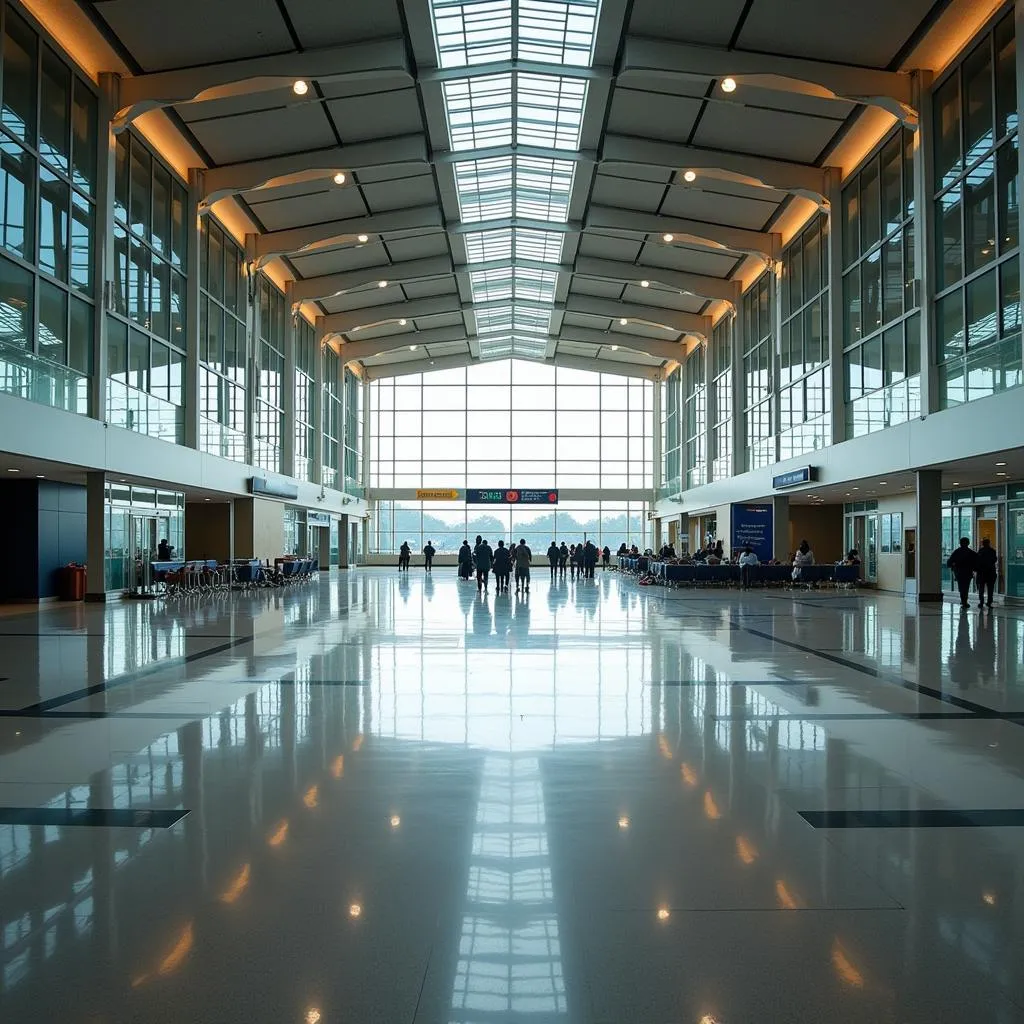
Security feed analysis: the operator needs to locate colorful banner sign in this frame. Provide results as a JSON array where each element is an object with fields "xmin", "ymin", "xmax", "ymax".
[
  {"xmin": 465, "ymin": 489, "xmax": 559, "ymax": 505},
  {"xmin": 416, "ymin": 489, "xmax": 460, "ymax": 500}
]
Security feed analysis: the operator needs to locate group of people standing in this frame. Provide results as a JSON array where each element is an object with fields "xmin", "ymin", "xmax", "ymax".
[
  {"xmin": 458, "ymin": 536, "xmax": 533, "ymax": 594},
  {"xmin": 946, "ymin": 536, "xmax": 999, "ymax": 609},
  {"xmin": 544, "ymin": 540, "xmax": 610, "ymax": 580}
]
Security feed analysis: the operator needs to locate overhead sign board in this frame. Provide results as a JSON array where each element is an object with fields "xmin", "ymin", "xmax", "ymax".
[
  {"xmin": 416, "ymin": 489, "xmax": 460, "ymax": 500},
  {"xmin": 249, "ymin": 476, "xmax": 299, "ymax": 500},
  {"xmin": 772, "ymin": 466, "xmax": 815, "ymax": 489},
  {"xmin": 466, "ymin": 489, "xmax": 559, "ymax": 505}
]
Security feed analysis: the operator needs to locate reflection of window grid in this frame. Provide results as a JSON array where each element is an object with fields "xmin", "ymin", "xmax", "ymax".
[
  {"xmin": 431, "ymin": 0, "xmax": 512, "ymax": 68},
  {"xmin": 741, "ymin": 271, "xmax": 774, "ymax": 471},
  {"xmin": 516, "ymin": 74, "xmax": 587, "ymax": 150},
  {"xmin": 443, "ymin": 75, "xmax": 513, "ymax": 150},
  {"xmin": 519, "ymin": 0, "xmax": 599, "ymax": 67}
]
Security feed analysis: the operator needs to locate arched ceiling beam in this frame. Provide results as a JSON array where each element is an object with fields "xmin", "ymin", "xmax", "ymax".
[
  {"xmin": 573, "ymin": 256, "xmax": 739, "ymax": 305},
  {"xmin": 557, "ymin": 327, "xmax": 684, "ymax": 363},
  {"xmin": 320, "ymin": 296, "xmax": 464, "ymax": 337},
  {"xmin": 336, "ymin": 326, "xmax": 471, "ymax": 363},
  {"xmin": 564, "ymin": 295, "xmax": 711, "ymax": 339},
  {"xmin": 290, "ymin": 257, "xmax": 454, "ymax": 306},
  {"xmin": 619, "ymin": 37, "xmax": 917, "ymax": 127},
  {"xmin": 111, "ymin": 39, "xmax": 411, "ymax": 131}
]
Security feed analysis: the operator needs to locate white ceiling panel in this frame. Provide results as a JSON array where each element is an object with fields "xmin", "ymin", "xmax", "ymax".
[
  {"xmin": 188, "ymin": 106, "xmax": 337, "ymax": 165},
  {"xmin": 327, "ymin": 90, "xmax": 424, "ymax": 142},
  {"xmin": 589, "ymin": 174, "xmax": 666, "ymax": 213},
  {"xmin": 621, "ymin": 284, "xmax": 706, "ymax": 313},
  {"xmin": 569, "ymin": 278, "xmax": 624, "ymax": 299},
  {"xmin": 283, "ymin": 0, "xmax": 404, "ymax": 46},
  {"xmin": 576, "ymin": 233, "xmax": 643, "ymax": 263},
  {"xmin": 386, "ymin": 234, "xmax": 450, "ymax": 262},
  {"xmin": 292, "ymin": 244, "xmax": 389, "ymax": 279},
  {"xmin": 638, "ymin": 241, "xmax": 740, "ymax": 279},
  {"xmin": 692, "ymin": 103, "xmax": 842, "ymax": 164},
  {"xmin": 606, "ymin": 89, "xmax": 704, "ymax": 144},
  {"xmin": 362, "ymin": 176, "xmax": 439, "ymax": 213},
  {"xmin": 626, "ymin": 0, "xmax": 749, "ymax": 45},
  {"xmin": 401, "ymin": 278, "xmax": 460, "ymax": 300},
  {"xmin": 248, "ymin": 186, "xmax": 369, "ymax": 232},
  {"xmin": 659, "ymin": 185, "xmax": 779, "ymax": 231}
]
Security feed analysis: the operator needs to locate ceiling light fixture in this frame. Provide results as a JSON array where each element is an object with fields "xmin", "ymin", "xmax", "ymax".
[
  {"xmin": 398, "ymin": 318, "xmax": 407, "ymax": 326},
  {"xmin": 683, "ymin": 170, "xmax": 697, "ymax": 183},
  {"xmin": 610, "ymin": 345, "xmax": 619, "ymax": 351},
  {"xmin": 409, "ymin": 344, "xmax": 418, "ymax": 351},
  {"xmin": 662, "ymin": 233, "xmax": 674, "ymax": 243},
  {"xmin": 997, "ymin": 471, "xmax": 1007, "ymax": 476},
  {"xmin": 377, "ymin": 280, "xmax": 388, "ymax": 288},
  {"xmin": 619, "ymin": 317, "xmax": 628, "ymax": 325},
  {"xmin": 292, "ymin": 80, "xmax": 309, "ymax": 96},
  {"xmin": 6, "ymin": 468, "xmax": 19, "ymax": 473},
  {"xmin": 333, "ymin": 171, "xmax": 346, "ymax": 185},
  {"xmin": 952, "ymin": 481, "xmax": 960, "ymax": 486},
  {"xmin": 721, "ymin": 77, "xmax": 737, "ymax": 93},
  {"xmin": 357, "ymin": 233, "xmax": 369, "ymax": 243},
  {"xmin": 996, "ymin": 461, "xmax": 1007, "ymax": 466},
  {"xmin": 36, "ymin": 474, "xmax": 45, "ymax": 478},
  {"xmin": 640, "ymin": 279, "xmax": 650, "ymax": 288},
  {"xmin": 879, "ymin": 481, "xmax": 887, "ymax": 485}
]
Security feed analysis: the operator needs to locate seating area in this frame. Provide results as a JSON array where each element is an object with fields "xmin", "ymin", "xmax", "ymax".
[
  {"xmin": 618, "ymin": 556, "xmax": 860, "ymax": 590},
  {"xmin": 152, "ymin": 557, "xmax": 321, "ymax": 596}
]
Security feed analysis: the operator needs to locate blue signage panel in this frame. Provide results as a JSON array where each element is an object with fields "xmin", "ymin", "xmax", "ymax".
[
  {"xmin": 465, "ymin": 489, "xmax": 559, "ymax": 505},
  {"xmin": 731, "ymin": 503, "xmax": 774, "ymax": 563},
  {"xmin": 249, "ymin": 476, "xmax": 299, "ymax": 500},
  {"xmin": 772, "ymin": 466, "xmax": 814, "ymax": 489}
]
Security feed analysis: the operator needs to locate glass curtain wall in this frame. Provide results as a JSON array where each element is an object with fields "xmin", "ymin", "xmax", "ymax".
[
  {"xmin": 295, "ymin": 317, "xmax": 316, "ymax": 482},
  {"xmin": 710, "ymin": 317, "xmax": 732, "ymax": 480},
  {"xmin": 343, "ymin": 367, "xmax": 362, "ymax": 493},
  {"xmin": 661, "ymin": 365, "xmax": 681, "ymax": 496},
  {"xmin": 742, "ymin": 271, "xmax": 774, "ymax": 470},
  {"xmin": 779, "ymin": 213, "xmax": 830, "ymax": 459},
  {"xmin": 1, "ymin": 2, "xmax": 96, "ymax": 414},
  {"xmin": 322, "ymin": 343, "xmax": 340, "ymax": 488},
  {"xmin": 933, "ymin": 11, "xmax": 1020, "ymax": 407},
  {"xmin": 372, "ymin": 499, "xmax": 649, "ymax": 556},
  {"xmin": 254, "ymin": 277, "xmax": 285, "ymax": 473},
  {"xmin": 683, "ymin": 345, "xmax": 706, "ymax": 488},
  {"xmin": 370, "ymin": 359, "xmax": 652, "ymax": 491},
  {"xmin": 842, "ymin": 126, "xmax": 921, "ymax": 437},
  {"xmin": 108, "ymin": 127, "xmax": 186, "ymax": 442},
  {"xmin": 199, "ymin": 216, "xmax": 247, "ymax": 461}
]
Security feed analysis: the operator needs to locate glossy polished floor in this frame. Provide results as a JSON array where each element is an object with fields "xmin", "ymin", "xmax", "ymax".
[{"xmin": 2, "ymin": 570, "xmax": 1024, "ymax": 1023}]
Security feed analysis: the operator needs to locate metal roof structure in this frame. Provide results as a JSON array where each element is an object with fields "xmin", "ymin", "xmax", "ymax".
[{"xmin": 86, "ymin": 0, "xmax": 947, "ymax": 379}]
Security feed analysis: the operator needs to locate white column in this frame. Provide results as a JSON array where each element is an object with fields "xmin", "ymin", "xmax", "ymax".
[
  {"xmin": 361, "ymin": 376, "xmax": 371, "ymax": 492},
  {"xmin": 912, "ymin": 70, "xmax": 937, "ymax": 414},
  {"xmin": 825, "ymin": 168, "xmax": 846, "ymax": 444},
  {"xmin": 184, "ymin": 169, "xmax": 203, "ymax": 449},
  {"xmin": 282, "ymin": 283, "xmax": 297, "ymax": 479},
  {"xmin": 770, "ymin": 265, "xmax": 783, "ymax": 464},
  {"xmin": 651, "ymin": 372, "xmax": 662, "ymax": 493},
  {"xmin": 312, "ymin": 324, "xmax": 325, "ymax": 487},
  {"xmin": 91, "ymin": 74, "xmax": 118, "ymax": 424},
  {"xmin": 701, "ymin": 342, "xmax": 713, "ymax": 485},
  {"xmin": 730, "ymin": 308, "xmax": 744, "ymax": 476},
  {"xmin": 244, "ymin": 235, "xmax": 261, "ymax": 468}
]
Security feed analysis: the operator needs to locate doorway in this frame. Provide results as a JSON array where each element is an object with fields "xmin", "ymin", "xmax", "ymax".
[
  {"xmin": 845, "ymin": 513, "xmax": 878, "ymax": 583},
  {"xmin": 129, "ymin": 515, "xmax": 158, "ymax": 593}
]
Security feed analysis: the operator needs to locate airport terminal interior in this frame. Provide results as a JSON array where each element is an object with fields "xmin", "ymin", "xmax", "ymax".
[{"xmin": 3, "ymin": 0, "xmax": 1024, "ymax": 1020}]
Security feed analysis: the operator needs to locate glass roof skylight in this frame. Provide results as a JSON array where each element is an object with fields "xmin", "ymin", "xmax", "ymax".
[{"xmin": 430, "ymin": 0, "xmax": 600, "ymax": 361}]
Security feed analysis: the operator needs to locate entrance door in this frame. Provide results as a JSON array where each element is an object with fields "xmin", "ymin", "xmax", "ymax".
[{"xmin": 129, "ymin": 515, "xmax": 157, "ymax": 592}]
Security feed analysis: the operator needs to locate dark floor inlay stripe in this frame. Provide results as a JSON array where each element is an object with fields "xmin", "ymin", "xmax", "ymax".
[
  {"xmin": 0, "ymin": 709, "xmax": 210, "ymax": 720},
  {"xmin": 800, "ymin": 808, "xmax": 1024, "ymax": 828},
  {"xmin": 713, "ymin": 711, "xmax": 983, "ymax": 721},
  {"xmin": 0, "ymin": 807, "xmax": 188, "ymax": 828},
  {"xmin": 650, "ymin": 679, "xmax": 815, "ymax": 687}
]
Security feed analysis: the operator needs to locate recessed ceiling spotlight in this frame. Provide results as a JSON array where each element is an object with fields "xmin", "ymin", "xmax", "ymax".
[
  {"xmin": 398, "ymin": 318, "xmax": 407, "ymax": 326},
  {"xmin": 997, "ymin": 471, "xmax": 1007, "ymax": 476},
  {"xmin": 721, "ymin": 77, "xmax": 737, "ymax": 93},
  {"xmin": 36, "ymin": 474, "xmax": 45, "ymax": 478},
  {"xmin": 662, "ymin": 233, "xmax": 674, "ymax": 243},
  {"xmin": 640, "ymin": 279, "xmax": 650, "ymax": 288},
  {"xmin": 6, "ymin": 468, "xmax": 19, "ymax": 473},
  {"xmin": 619, "ymin": 317, "xmax": 628, "ymax": 325},
  {"xmin": 996, "ymin": 461, "xmax": 1007, "ymax": 466},
  {"xmin": 409, "ymin": 344, "xmax": 418, "ymax": 351},
  {"xmin": 610, "ymin": 344, "xmax": 619, "ymax": 351},
  {"xmin": 683, "ymin": 170, "xmax": 697, "ymax": 183},
  {"xmin": 851, "ymin": 486, "xmax": 859, "ymax": 491},
  {"xmin": 377, "ymin": 280, "xmax": 388, "ymax": 288},
  {"xmin": 333, "ymin": 172, "xmax": 346, "ymax": 185},
  {"xmin": 357, "ymin": 234, "xmax": 369, "ymax": 243},
  {"xmin": 952, "ymin": 481, "xmax": 959, "ymax": 486},
  {"xmin": 879, "ymin": 481, "xmax": 887, "ymax": 485},
  {"xmin": 292, "ymin": 80, "xmax": 309, "ymax": 96},
  {"xmin": 204, "ymin": 497, "xmax": 211, "ymax": 502}
]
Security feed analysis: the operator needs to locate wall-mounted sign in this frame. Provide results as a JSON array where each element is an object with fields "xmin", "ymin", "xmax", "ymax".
[
  {"xmin": 416, "ymin": 489, "xmax": 460, "ymax": 500},
  {"xmin": 772, "ymin": 466, "xmax": 815, "ymax": 489},
  {"xmin": 306, "ymin": 511, "xmax": 332, "ymax": 527},
  {"xmin": 731, "ymin": 503, "xmax": 773, "ymax": 562},
  {"xmin": 466, "ymin": 489, "xmax": 559, "ymax": 505},
  {"xmin": 249, "ymin": 477, "xmax": 299, "ymax": 500}
]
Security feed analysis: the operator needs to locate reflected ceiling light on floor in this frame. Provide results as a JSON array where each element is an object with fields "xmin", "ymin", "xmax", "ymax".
[
  {"xmin": 952, "ymin": 481, "xmax": 959, "ymax": 486},
  {"xmin": 662, "ymin": 233, "xmax": 674, "ymax": 242},
  {"xmin": 775, "ymin": 879, "xmax": 799, "ymax": 910},
  {"xmin": 6, "ymin": 468, "xmax": 19, "ymax": 472},
  {"xmin": 683, "ymin": 169, "xmax": 697, "ymax": 183},
  {"xmin": 292, "ymin": 80, "xmax": 309, "ymax": 95},
  {"xmin": 267, "ymin": 820, "xmax": 289, "ymax": 847},
  {"xmin": 348, "ymin": 902, "xmax": 363, "ymax": 918},
  {"xmin": 640, "ymin": 279, "xmax": 650, "ymax": 288},
  {"xmin": 983, "ymin": 891, "xmax": 996, "ymax": 905},
  {"xmin": 703, "ymin": 791, "xmax": 721, "ymax": 820},
  {"xmin": 656, "ymin": 906, "xmax": 670, "ymax": 921},
  {"xmin": 218, "ymin": 863, "xmax": 251, "ymax": 904},
  {"xmin": 721, "ymin": 76, "xmax": 737, "ymax": 93},
  {"xmin": 357, "ymin": 233, "xmax": 369, "ymax": 243},
  {"xmin": 333, "ymin": 171, "xmax": 346, "ymax": 185},
  {"xmin": 831, "ymin": 940, "xmax": 865, "ymax": 989},
  {"xmin": 390, "ymin": 814, "xmax": 401, "ymax": 829},
  {"xmin": 303, "ymin": 784, "xmax": 319, "ymax": 809},
  {"xmin": 997, "ymin": 471, "xmax": 1007, "ymax": 476},
  {"xmin": 680, "ymin": 762, "xmax": 698, "ymax": 788},
  {"xmin": 35, "ymin": 474, "xmax": 45, "ymax": 478},
  {"xmin": 735, "ymin": 835, "xmax": 757, "ymax": 865},
  {"xmin": 996, "ymin": 461, "xmax": 1007, "ymax": 466},
  {"xmin": 879, "ymin": 481, "xmax": 887, "ymax": 485},
  {"xmin": 331, "ymin": 755, "xmax": 345, "ymax": 778},
  {"xmin": 618, "ymin": 815, "xmax": 630, "ymax": 830},
  {"xmin": 305, "ymin": 1010, "xmax": 322, "ymax": 1024}
]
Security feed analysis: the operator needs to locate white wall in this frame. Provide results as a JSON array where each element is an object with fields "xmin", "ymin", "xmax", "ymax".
[{"xmin": 876, "ymin": 492, "xmax": 917, "ymax": 594}]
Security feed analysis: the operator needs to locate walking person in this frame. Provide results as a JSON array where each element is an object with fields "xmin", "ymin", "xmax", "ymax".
[
  {"xmin": 422, "ymin": 539, "xmax": 435, "ymax": 573},
  {"xmin": 601, "ymin": 545, "xmax": 611, "ymax": 570},
  {"xmin": 583, "ymin": 540, "xmax": 598, "ymax": 580},
  {"xmin": 476, "ymin": 538, "xmax": 493, "ymax": 593},
  {"xmin": 558, "ymin": 542, "xmax": 569, "ymax": 579},
  {"xmin": 458, "ymin": 539, "xmax": 473, "ymax": 581},
  {"xmin": 738, "ymin": 545, "xmax": 759, "ymax": 590},
  {"xmin": 547, "ymin": 540, "xmax": 560, "ymax": 581},
  {"xmin": 399, "ymin": 541, "xmax": 411, "ymax": 572},
  {"xmin": 493, "ymin": 540, "xmax": 511, "ymax": 594},
  {"xmin": 947, "ymin": 536, "xmax": 978, "ymax": 609},
  {"xmin": 514, "ymin": 538, "xmax": 532, "ymax": 594},
  {"xmin": 976, "ymin": 536, "xmax": 998, "ymax": 609}
]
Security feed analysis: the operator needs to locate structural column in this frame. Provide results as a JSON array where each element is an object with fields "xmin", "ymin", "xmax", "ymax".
[
  {"xmin": 701, "ymin": 341, "xmax": 714, "ymax": 486},
  {"xmin": 651, "ymin": 372, "xmax": 663, "ymax": 494},
  {"xmin": 825, "ymin": 167, "xmax": 846, "ymax": 445},
  {"xmin": 244, "ymin": 235, "xmax": 261, "ymax": 467},
  {"xmin": 313, "ymin": 325, "xmax": 327, "ymax": 486},
  {"xmin": 282, "ymin": 283, "xmax": 297, "ymax": 479},
  {"xmin": 771, "ymin": 494, "xmax": 790, "ymax": 561},
  {"xmin": 916, "ymin": 468, "xmax": 943, "ymax": 602},
  {"xmin": 85, "ymin": 471, "xmax": 106, "ymax": 600},
  {"xmin": 338, "ymin": 513, "xmax": 349, "ymax": 568},
  {"xmin": 770, "ymin": 263, "xmax": 783, "ymax": 464},
  {"xmin": 911, "ymin": 70, "xmax": 937, "ymax": 415},
  {"xmin": 184, "ymin": 169, "xmax": 203, "ymax": 449},
  {"xmin": 1017, "ymin": 4, "xmax": 1024, "ymax": 377},
  {"xmin": 361, "ymin": 376, "xmax": 371, "ymax": 493},
  {"xmin": 729, "ymin": 309, "xmax": 744, "ymax": 477},
  {"xmin": 90, "ymin": 74, "xmax": 118, "ymax": 425}
]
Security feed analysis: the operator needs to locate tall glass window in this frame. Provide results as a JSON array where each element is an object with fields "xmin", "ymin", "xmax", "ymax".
[
  {"xmin": 343, "ymin": 367, "xmax": 362, "ymax": 492},
  {"xmin": 370, "ymin": 360, "xmax": 652, "ymax": 491},
  {"xmin": 295, "ymin": 317, "xmax": 316, "ymax": 482},
  {"xmin": 322, "ymin": 343, "xmax": 341, "ymax": 489},
  {"xmin": 780, "ymin": 213, "xmax": 831, "ymax": 459},
  {"xmin": 933, "ymin": 11, "xmax": 1020, "ymax": 408},
  {"xmin": 660, "ymin": 366, "xmax": 681, "ymax": 496},
  {"xmin": 843, "ymin": 125, "xmax": 921, "ymax": 436},
  {"xmin": 108, "ymin": 128, "xmax": 186, "ymax": 441},
  {"xmin": 683, "ymin": 345, "xmax": 706, "ymax": 488},
  {"xmin": 742, "ymin": 272, "xmax": 774, "ymax": 470},
  {"xmin": 710, "ymin": 317, "xmax": 732, "ymax": 480},
  {"xmin": 1, "ymin": 4, "xmax": 96, "ymax": 415},
  {"xmin": 199, "ymin": 217, "xmax": 246, "ymax": 461},
  {"xmin": 254, "ymin": 277, "xmax": 285, "ymax": 473}
]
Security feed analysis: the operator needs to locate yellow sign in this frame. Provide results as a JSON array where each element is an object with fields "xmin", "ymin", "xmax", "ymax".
[{"xmin": 416, "ymin": 489, "xmax": 459, "ymax": 501}]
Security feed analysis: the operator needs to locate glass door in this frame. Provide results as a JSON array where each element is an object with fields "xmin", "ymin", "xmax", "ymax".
[
  {"xmin": 863, "ymin": 514, "xmax": 878, "ymax": 583},
  {"xmin": 130, "ymin": 515, "xmax": 157, "ymax": 593},
  {"xmin": 1007, "ymin": 501, "xmax": 1024, "ymax": 598}
]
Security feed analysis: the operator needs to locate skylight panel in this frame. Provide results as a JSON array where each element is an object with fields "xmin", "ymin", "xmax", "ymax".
[
  {"xmin": 469, "ymin": 268, "xmax": 514, "ymax": 302},
  {"xmin": 431, "ymin": 0, "xmax": 513, "ymax": 68},
  {"xmin": 513, "ymin": 267, "xmax": 558, "ymax": 302},
  {"xmin": 443, "ymin": 75, "xmax": 514, "ymax": 151},
  {"xmin": 516, "ymin": 74, "xmax": 587, "ymax": 150},
  {"xmin": 514, "ymin": 229, "xmax": 564, "ymax": 263},
  {"xmin": 518, "ymin": 0, "xmax": 599, "ymax": 67},
  {"xmin": 454, "ymin": 157, "xmax": 515, "ymax": 222},
  {"xmin": 515, "ymin": 156, "xmax": 574, "ymax": 220},
  {"xmin": 464, "ymin": 229, "xmax": 513, "ymax": 263}
]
